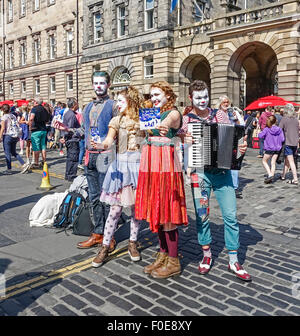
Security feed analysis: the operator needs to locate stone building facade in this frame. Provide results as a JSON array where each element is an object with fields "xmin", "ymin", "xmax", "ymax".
[
  {"xmin": 81, "ymin": 0, "xmax": 300, "ymax": 110},
  {"xmin": 0, "ymin": 0, "xmax": 83, "ymax": 105}
]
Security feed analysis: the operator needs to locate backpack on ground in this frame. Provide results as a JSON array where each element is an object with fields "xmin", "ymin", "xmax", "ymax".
[
  {"xmin": 72, "ymin": 201, "xmax": 94, "ymax": 236},
  {"xmin": 7, "ymin": 115, "xmax": 22, "ymax": 138}
]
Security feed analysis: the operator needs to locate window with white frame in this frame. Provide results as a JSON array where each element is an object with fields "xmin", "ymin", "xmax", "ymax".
[
  {"xmin": 8, "ymin": 0, "xmax": 13, "ymax": 22},
  {"xmin": 21, "ymin": 80, "xmax": 26, "ymax": 94},
  {"xmin": 50, "ymin": 99, "xmax": 56, "ymax": 106},
  {"xmin": 94, "ymin": 12, "xmax": 101, "ymax": 42},
  {"xmin": 33, "ymin": 0, "xmax": 40, "ymax": 11},
  {"xmin": 20, "ymin": 43, "xmax": 26, "ymax": 65},
  {"xmin": 66, "ymin": 73, "xmax": 73, "ymax": 91},
  {"xmin": 145, "ymin": 0, "xmax": 154, "ymax": 30},
  {"xmin": 34, "ymin": 39, "xmax": 40, "ymax": 63},
  {"xmin": 9, "ymin": 83, "xmax": 14, "ymax": 95},
  {"xmin": 144, "ymin": 56, "xmax": 154, "ymax": 78},
  {"xmin": 66, "ymin": 31, "xmax": 73, "ymax": 55},
  {"xmin": 49, "ymin": 35, "xmax": 55, "ymax": 59},
  {"xmin": 117, "ymin": 5, "xmax": 126, "ymax": 37},
  {"xmin": 35, "ymin": 78, "xmax": 40, "ymax": 94},
  {"xmin": 20, "ymin": 0, "xmax": 26, "ymax": 16},
  {"xmin": 50, "ymin": 76, "xmax": 56, "ymax": 93}
]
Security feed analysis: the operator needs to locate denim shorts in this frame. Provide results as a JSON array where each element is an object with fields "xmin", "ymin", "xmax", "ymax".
[
  {"xmin": 284, "ymin": 145, "xmax": 297, "ymax": 156},
  {"xmin": 265, "ymin": 150, "xmax": 280, "ymax": 155}
]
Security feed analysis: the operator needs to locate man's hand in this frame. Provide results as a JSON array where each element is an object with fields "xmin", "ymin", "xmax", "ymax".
[
  {"xmin": 184, "ymin": 132, "xmax": 194, "ymax": 145},
  {"xmin": 238, "ymin": 140, "xmax": 248, "ymax": 155},
  {"xmin": 90, "ymin": 139, "xmax": 108, "ymax": 150},
  {"xmin": 54, "ymin": 121, "xmax": 69, "ymax": 132}
]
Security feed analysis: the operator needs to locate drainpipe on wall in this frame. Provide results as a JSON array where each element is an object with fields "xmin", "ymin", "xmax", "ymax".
[
  {"xmin": 76, "ymin": 0, "xmax": 79, "ymax": 103},
  {"xmin": 2, "ymin": 0, "xmax": 6, "ymax": 100}
]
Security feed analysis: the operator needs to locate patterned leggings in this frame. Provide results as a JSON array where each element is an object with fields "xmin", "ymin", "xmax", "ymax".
[{"xmin": 103, "ymin": 205, "xmax": 140, "ymax": 246}]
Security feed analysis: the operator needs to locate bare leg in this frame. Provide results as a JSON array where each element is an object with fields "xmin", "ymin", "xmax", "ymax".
[{"xmin": 262, "ymin": 154, "xmax": 272, "ymax": 177}]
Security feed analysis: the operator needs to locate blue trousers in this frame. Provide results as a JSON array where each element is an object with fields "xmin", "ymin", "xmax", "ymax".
[
  {"xmin": 191, "ymin": 169, "xmax": 240, "ymax": 251},
  {"xmin": 84, "ymin": 152, "xmax": 111, "ymax": 235},
  {"xmin": 78, "ymin": 139, "xmax": 85, "ymax": 164},
  {"xmin": 3, "ymin": 135, "xmax": 25, "ymax": 170}
]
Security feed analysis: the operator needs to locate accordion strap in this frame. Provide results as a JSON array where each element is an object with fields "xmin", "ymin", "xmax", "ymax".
[{"xmin": 186, "ymin": 109, "xmax": 217, "ymax": 123}]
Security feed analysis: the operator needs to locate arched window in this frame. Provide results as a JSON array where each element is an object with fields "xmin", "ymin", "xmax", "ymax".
[{"xmin": 112, "ymin": 66, "xmax": 131, "ymax": 85}]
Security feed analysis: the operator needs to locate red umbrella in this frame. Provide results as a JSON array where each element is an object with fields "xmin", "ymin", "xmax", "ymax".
[
  {"xmin": 0, "ymin": 100, "xmax": 14, "ymax": 106},
  {"xmin": 245, "ymin": 95, "xmax": 300, "ymax": 110},
  {"xmin": 16, "ymin": 99, "xmax": 30, "ymax": 107}
]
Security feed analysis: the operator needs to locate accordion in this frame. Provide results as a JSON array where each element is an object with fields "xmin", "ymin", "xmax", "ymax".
[{"xmin": 187, "ymin": 122, "xmax": 245, "ymax": 170}]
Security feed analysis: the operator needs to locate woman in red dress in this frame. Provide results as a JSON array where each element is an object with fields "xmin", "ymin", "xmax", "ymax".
[{"xmin": 135, "ymin": 81, "xmax": 188, "ymax": 279}]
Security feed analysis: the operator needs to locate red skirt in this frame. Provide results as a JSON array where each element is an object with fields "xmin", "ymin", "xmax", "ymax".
[{"xmin": 135, "ymin": 137, "xmax": 188, "ymax": 233}]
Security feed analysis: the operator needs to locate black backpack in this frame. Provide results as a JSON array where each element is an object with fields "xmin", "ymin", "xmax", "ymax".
[{"xmin": 53, "ymin": 192, "xmax": 88, "ymax": 232}]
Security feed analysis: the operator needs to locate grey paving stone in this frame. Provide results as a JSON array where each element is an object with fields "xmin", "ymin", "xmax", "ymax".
[
  {"xmin": 257, "ymin": 294, "xmax": 289, "ymax": 309},
  {"xmin": 52, "ymin": 304, "xmax": 78, "ymax": 316},
  {"xmin": 271, "ymin": 291, "xmax": 300, "ymax": 306},
  {"xmin": 30, "ymin": 306, "xmax": 53, "ymax": 316},
  {"xmin": 124, "ymin": 293, "xmax": 153, "ymax": 309},
  {"xmin": 86, "ymin": 284, "xmax": 112, "ymax": 298},
  {"xmin": 150, "ymin": 306, "xmax": 175, "ymax": 316},
  {"xmin": 239, "ymin": 296, "xmax": 274, "ymax": 312},
  {"xmin": 155, "ymin": 297, "xmax": 182, "ymax": 312},
  {"xmin": 0, "ymin": 299, "xmax": 24, "ymax": 316},
  {"xmin": 60, "ymin": 279, "xmax": 85, "ymax": 294},
  {"xmin": 253, "ymin": 310, "xmax": 271, "ymax": 316},
  {"xmin": 168, "ymin": 283, "xmax": 200, "ymax": 299},
  {"xmin": 132, "ymin": 285, "xmax": 160, "ymax": 300},
  {"xmin": 108, "ymin": 274, "xmax": 136, "ymax": 287},
  {"xmin": 225, "ymin": 298, "xmax": 254, "ymax": 313},
  {"xmin": 148, "ymin": 283, "xmax": 177, "ymax": 298},
  {"xmin": 82, "ymin": 307, "xmax": 104, "ymax": 316},
  {"xmin": 200, "ymin": 295, "xmax": 228, "ymax": 311},
  {"xmin": 69, "ymin": 274, "xmax": 92, "ymax": 287},
  {"xmin": 274, "ymin": 309, "xmax": 294, "ymax": 316},
  {"xmin": 229, "ymin": 283, "xmax": 257, "ymax": 297},
  {"xmin": 181, "ymin": 309, "xmax": 199, "ymax": 316},
  {"xmin": 174, "ymin": 295, "xmax": 202, "ymax": 310},
  {"xmin": 199, "ymin": 307, "xmax": 224, "ymax": 316},
  {"xmin": 195, "ymin": 284, "xmax": 227, "ymax": 301},
  {"xmin": 129, "ymin": 307, "xmax": 152, "ymax": 316},
  {"xmin": 102, "ymin": 280, "xmax": 130, "ymax": 295},
  {"xmin": 107, "ymin": 295, "xmax": 134, "ymax": 311},
  {"xmin": 61, "ymin": 294, "xmax": 87, "ymax": 310},
  {"xmin": 81, "ymin": 292, "xmax": 105, "ymax": 307}
]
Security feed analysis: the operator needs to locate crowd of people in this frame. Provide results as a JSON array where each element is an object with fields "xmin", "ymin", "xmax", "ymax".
[{"xmin": 0, "ymin": 70, "xmax": 299, "ymax": 285}]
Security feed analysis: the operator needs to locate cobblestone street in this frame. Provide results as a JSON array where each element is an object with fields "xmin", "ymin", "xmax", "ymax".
[{"xmin": 0, "ymin": 147, "xmax": 299, "ymax": 317}]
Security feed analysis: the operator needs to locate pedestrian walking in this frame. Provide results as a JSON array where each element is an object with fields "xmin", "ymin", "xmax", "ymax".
[
  {"xmin": 135, "ymin": 81, "xmax": 188, "ymax": 279},
  {"xmin": 257, "ymin": 106, "xmax": 273, "ymax": 157},
  {"xmin": 19, "ymin": 105, "xmax": 32, "ymax": 168},
  {"xmin": 28, "ymin": 98, "xmax": 50, "ymax": 168},
  {"xmin": 91, "ymin": 86, "xmax": 144, "ymax": 267},
  {"xmin": 60, "ymin": 98, "xmax": 81, "ymax": 182},
  {"xmin": 178, "ymin": 80, "xmax": 251, "ymax": 281},
  {"xmin": 258, "ymin": 115, "xmax": 285, "ymax": 183},
  {"xmin": 279, "ymin": 103, "xmax": 299, "ymax": 185},
  {"xmin": 0, "ymin": 104, "xmax": 28, "ymax": 174}
]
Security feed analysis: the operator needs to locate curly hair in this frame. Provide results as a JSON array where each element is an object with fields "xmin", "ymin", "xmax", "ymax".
[
  {"xmin": 188, "ymin": 80, "xmax": 208, "ymax": 96},
  {"xmin": 150, "ymin": 81, "xmax": 177, "ymax": 113},
  {"xmin": 116, "ymin": 86, "xmax": 143, "ymax": 121}
]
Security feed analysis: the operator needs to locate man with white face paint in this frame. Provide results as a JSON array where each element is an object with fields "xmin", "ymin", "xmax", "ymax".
[
  {"xmin": 178, "ymin": 80, "xmax": 251, "ymax": 282},
  {"xmin": 57, "ymin": 71, "xmax": 118, "ymax": 251}
]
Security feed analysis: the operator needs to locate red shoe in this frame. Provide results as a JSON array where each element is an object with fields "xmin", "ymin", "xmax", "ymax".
[
  {"xmin": 228, "ymin": 262, "xmax": 252, "ymax": 282},
  {"xmin": 198, "ymin": 256, "xmax": 212, "ymax": 275}
]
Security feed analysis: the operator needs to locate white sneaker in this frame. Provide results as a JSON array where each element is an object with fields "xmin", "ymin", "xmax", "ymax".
[
  {"xmin": 19, "ymin": 150, "xmax": 24, "ymax": 155},
  {"xmin": 77, "ymin": 164, "xmax": 85, "ymax": 170},
  {"xmin": 21, "ymin": 163, "xmax": 30, "ymax": 174}
]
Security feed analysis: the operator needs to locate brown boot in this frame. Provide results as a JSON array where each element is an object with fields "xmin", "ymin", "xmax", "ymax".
[
  {"xmin": 151, "ymin": 256, "xmax": 181, "ymax": 279},
  {"xmin": 128, "ymin": 241, "xmax": 141, "ymax": 262},
  {"xmin": 109, "ymin": 237, "xmax": 116, "ymax": 253},
  {"xmin": 143, "ymin": 252, "xmax": 168, "ymax": 274},
  {"xmin": 77, "ymin": 233, "xmax": 103, "ymax": 249},
  {"xmin": 91, "ymin": 245, "xmax": 109, "ymax": 268}
]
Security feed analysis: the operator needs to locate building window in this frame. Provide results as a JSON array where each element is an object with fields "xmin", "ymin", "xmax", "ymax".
[
  {"xmin": 194, "ymin": 0, "xmax": 206, "ymax": 22},
  {"xmin": 49, "ymin": 35, "xmax": 56, "ymax": 59},
  {"xmin": 66, "ymin": 73, "xmax": 73, "ymax": 91},
  {"xmin": 8, "ymin": 47, "xmax": 13, "ymax": 69},
  {"xmin": 50, "ymin": 99, "xmax": 56, "ymax": 106},
  {"xmin": 33, "ymin": 0, "xmax": 40, "ymax": 11},
  {"xmin": 9, "ymin": 83, "xmax": 14, "ymax": 95},
  {"xmin": 144, "ymin": 56, "xmax": 154, "ymax": 78},
  {"xmin": 20, "ymin": 43, "xmax": 26, "ymax": 66},
  {"xmin": 66, "ymin": 31, "xmax": 73, "ymax": 55},
  {"xmin": 21, "ymin": 80, "xmax": 26, "ymax": 94},
  {"xmin": 113, "ymin": 66, "xmax": 131, "ymax": 85},
  {"xmin": 34, "ymin": 39, "xmax": 40, "ymax": 63},
  {"xmin": 20, "ymin": 0, "xmax": 26, "ymax": 16},
  {"xmin": 145, "ymin": 0, "xmax": 154, "ymax": 30},
  {"xmin": 94, "ymin": 12, "xmax": 101, "ymax": 42},
  {"xmin": 8, "ymin": 0, "xmax": 13, "ymax": 22},
  {"xmin": 50, "ymin": 76, "xmax": 56, "ymax": 93},
  {"xmin": 117, "ymin": 5, "xmax": 126, "ymax": 37},
  {"xmin": 35, "ymin": 78, "xmax": 40, "ymax": 95}
]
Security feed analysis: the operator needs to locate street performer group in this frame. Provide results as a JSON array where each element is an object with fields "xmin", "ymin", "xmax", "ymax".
[{"xmin": 54, "ymin": 71, "xmax": 252, "ymax": 282}]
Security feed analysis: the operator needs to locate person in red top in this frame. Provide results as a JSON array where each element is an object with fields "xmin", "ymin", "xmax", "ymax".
[{"xmin": 257, "ymin": 106, "xmax": 273, "ymax": 157}]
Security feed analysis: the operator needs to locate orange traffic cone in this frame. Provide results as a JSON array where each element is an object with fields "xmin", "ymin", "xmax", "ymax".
[{"xmin": 37, "ymin": 162, "xmax": 54, "ymax": 191}]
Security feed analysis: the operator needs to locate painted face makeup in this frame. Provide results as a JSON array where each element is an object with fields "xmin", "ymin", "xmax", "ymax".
[
  {"xmin": 150, "ymin": 87, "xmax": 168, "ymax": 108},
  {"xmin": 116, "ymin": 94, "xmax": 128, "ymax": 114},
  {"xmin": 93, "ymin": 76, "xmax": 109, "ymax": 97},
  {"xmin": 192, "ymin": 89, "xmax": 209, "ymax": 111}
]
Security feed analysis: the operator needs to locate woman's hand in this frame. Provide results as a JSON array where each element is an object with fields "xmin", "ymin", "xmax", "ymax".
[
  {"xmin": 54, "ymin": 121, "xmax": 69, "ymax": 132},
  {"xmin": 157, "ymin": 124, "xmax": 169, "ymax": 136},
  {"xmin": 90, "ymin": 139, "xmax": 108, "ymax": 150}
]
